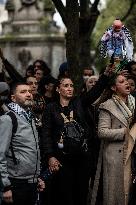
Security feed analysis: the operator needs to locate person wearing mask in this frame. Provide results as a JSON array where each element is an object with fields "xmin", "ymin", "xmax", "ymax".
[
  {"xmin": 41, "ymin": 65, "xmax": 113, "ymax": 205},
  {"xmin": 98, "ymin": 74, "xmax": 135, "ymax": 205},
  {"xmin": 81, "ymin": 67, "xmax": 94, "ymax": 93},
  {"xmin": 0, "ymin": 82, "xmax": 45, "ymax": 205}
]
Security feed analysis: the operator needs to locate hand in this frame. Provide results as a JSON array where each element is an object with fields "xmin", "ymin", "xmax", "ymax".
[
  {"xmin": 37, "ymin": 178, "xmax": 45, "ymax": 192},
  {"xmin": 3, "ymin": 190, "xmax": 13, "ymax": 203},
  {"xmin": 48, "ymin": 157, "xmax": 62, "ymax": 173},
  {"xmin": 118, "ymin": 69, "xmax": 129, "ymax": 78},
  {"xmin": 104, "ymin": 64, "xmax": 115, "ymax": 77}
]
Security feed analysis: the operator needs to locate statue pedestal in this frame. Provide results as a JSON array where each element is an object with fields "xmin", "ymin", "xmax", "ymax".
[{"xmin": 0, "ymin": 0, "xmax": 65, "ymax": 78}]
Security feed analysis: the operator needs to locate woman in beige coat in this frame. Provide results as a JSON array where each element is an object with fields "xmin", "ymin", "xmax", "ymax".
[{"xmin": 98, "ymin": 74, "xmax": 135, "ymax": 205}]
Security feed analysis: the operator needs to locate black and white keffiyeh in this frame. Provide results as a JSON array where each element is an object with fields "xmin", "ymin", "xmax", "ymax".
[{"xmin": 8, "ymin": 102, "xmax": 33, "ymax": 123}]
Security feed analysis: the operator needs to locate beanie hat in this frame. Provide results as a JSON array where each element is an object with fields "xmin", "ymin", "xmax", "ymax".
[{"xmin": 59, "ymin": 62, "xmax": 68, "ymax": 74}]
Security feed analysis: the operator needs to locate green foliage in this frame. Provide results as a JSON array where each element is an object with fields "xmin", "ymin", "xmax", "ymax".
[
  {"xmin": 91, "ymin": 0, "xmax": 136, "ymax": 72},
  {"xmin": 5, "ymin": 0, "xmax": 15, "ymax": 11},
  {"xmin": 43, "ymin": 0, "xmax": 55, "ymax": 11}
]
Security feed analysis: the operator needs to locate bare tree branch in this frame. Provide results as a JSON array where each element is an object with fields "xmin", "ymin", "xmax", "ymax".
[
  {"xmin": 121, "ymin": 0, "xmax": 136, "ymax": 21},
  {"xmin": 51, "ymin": 0, "xmax": 67, "ymax": 26}
]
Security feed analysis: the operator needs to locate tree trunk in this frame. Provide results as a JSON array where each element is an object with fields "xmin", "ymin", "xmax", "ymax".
[{"xmin": 66, "ymin": 0, "xmax": 80, "ymax": 87}]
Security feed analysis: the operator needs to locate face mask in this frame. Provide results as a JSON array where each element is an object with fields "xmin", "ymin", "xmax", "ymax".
[{"xmin": 83, "ymin": 75, "xmax": 90, "ymax": 82}]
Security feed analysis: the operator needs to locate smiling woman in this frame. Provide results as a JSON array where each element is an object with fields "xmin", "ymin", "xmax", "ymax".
[{"xmin": 98, "ymin": 74, "xmax": 135, "ymax": 205}]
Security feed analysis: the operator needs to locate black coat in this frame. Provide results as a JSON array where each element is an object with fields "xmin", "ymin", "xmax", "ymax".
[{"xmin": 41, "ymin": 74, "xmax": 109, "ymax": 160}]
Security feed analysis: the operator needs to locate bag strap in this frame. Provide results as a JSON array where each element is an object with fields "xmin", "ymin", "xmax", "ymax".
[
  {"xmin": 60, "ymin": 111, "xmax": 74, "ymax": 123},
  {"xmin": 6, "ymin": 111, "xmax": 18, "ymax": 165}
]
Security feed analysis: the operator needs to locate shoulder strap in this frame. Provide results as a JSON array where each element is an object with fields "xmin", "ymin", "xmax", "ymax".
[
  {"xmin": 60, "ymin": 111, "xmax": 74, "ymax": 123},
  {"xmin": 6, "ymin": 111, "xmax": 18, "ymax": 134},
  {"xmin": 6, "ymin": 111, "xmax": 18, "ymax": 165}
]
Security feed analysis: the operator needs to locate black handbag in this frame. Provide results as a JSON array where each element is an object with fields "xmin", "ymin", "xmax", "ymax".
[{"xmin": 58, "ymin": 111, "xmax": 88, "ymax": 154}]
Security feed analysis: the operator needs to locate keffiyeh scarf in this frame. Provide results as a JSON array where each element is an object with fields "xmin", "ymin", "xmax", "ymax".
[
  {"xmin": 8, "ymin": 102, "xmax": 33, "ymax": 124},
  {"xmin": 112, "ymin": 94, "xmax": 135, "ymax": 125}
]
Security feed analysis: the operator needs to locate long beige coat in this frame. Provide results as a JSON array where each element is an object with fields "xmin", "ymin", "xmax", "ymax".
[{"xmin": 98, "ymin": 98, "xmax": 133, "ymax": 205}]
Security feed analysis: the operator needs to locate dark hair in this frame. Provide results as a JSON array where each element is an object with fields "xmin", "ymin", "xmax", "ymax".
[
  {"xmin": 38, "ymin": 75, "xmax": 57, "ymax": 95},
  {"xmin": 33, "ymin": 59, "xmax": 51, "ymax": 76},
  {"xmin": 25, "ymin": 64, "xmax": 34, "ymax": 77},
  {"xmin": 95, "ymin": 73, "xmax": 122, "ymax": 107},
  {"xmin": 10, "ymin": 82, "xmax": 27, "ymax": 95},
  {"xmin": 125, "ymin": 61, "xmax": 136, "ymax": 74},
  {"xmin": 127, "ymin": 75, "xmax": 136, "ymax": 83},
  {"xmin": 83, "ymin": 67, "xmax": 94, "ymax": 75},
  {"xmin": 53, "ymin": 76, "xmax": 73, "ymax": 101},
  {"xmin": 56, "ymin": 75, "xmax": 73, "ymax": 88}
]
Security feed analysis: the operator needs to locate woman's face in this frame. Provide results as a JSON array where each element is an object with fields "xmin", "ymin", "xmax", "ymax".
[
  {"xmin": 131, "ymin": 64, "xmax": 136, "ymax": 76},
  {"xmin": 57, "ymin": 78, "xmax": 74, "ymax": 100},
  {"xmin": 34, "ymin": 69, "xmax": 44, "ymax": 82},
  {"xmin": 128, "ymin": 78, "xmax": 136, "ymax": 93},
  {"xmin": 112, "ymin": 75, "xmax": 130, "ymax": 97},
  {"xmin": 86, "ymin": 76, "xmax": 98, "ymax": 91}
]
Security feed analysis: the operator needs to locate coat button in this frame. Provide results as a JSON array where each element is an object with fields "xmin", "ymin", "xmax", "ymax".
[
  {"xmin": 119, "ymin": 125, "xmax": 122, "ymax": 128},
  {"xmin": 119, "ymin": 149, "xmax": 122, "ymax": 153}
]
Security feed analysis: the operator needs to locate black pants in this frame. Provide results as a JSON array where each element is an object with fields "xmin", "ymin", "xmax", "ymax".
[
  {"xmin": 2, "ymin": 179, "xmax": 37, "ymax": 205},
  {"xmin": 45, "ymin": 153, "xmax": 91, "ymax": 205}
]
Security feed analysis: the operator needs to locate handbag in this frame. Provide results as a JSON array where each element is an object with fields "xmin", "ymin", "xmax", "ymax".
[{"xmin": 58, "ymin": 111, "xmax": 88, "ymax": 154}]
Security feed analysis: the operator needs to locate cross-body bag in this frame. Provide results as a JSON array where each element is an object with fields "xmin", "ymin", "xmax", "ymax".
[{"xmin": 57, "ymin": 111, "xmax": 88, "ymax": 154}]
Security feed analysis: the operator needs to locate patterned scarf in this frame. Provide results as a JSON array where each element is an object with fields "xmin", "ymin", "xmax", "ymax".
[
  {"xmin": 8, "ymin": 102, "xmax": 33, "ymax": 124},
  {"xmin": 112, "ymin": 94, "xmax": 135, "ymax": 125}
]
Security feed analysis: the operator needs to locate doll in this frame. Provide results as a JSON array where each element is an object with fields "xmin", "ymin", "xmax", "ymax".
[{"xmin": 100, "ymin": 19, "xmax": 133, "ymax": 61}]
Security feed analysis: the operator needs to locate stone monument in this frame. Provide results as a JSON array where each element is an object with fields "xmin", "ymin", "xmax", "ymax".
[{"xmin": 0, "ymin": 0, "xmax": 65, "ymax": 77}]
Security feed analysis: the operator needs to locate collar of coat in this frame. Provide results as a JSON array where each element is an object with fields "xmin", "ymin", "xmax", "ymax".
[{"xmin": 99, "ymin": 98, "xmax": 133, "ymax": 127}]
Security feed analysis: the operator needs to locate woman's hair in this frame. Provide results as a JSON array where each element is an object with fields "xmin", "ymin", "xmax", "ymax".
[
  {"xmin": 33, "ymin": 59, "xmax": 51, "ymax": 76},
  {"xmin": 95, "ymin": 74, "xmax": 121, "ymax": 108},
  {"xmin": 53, "ymin": 76, "xmax": 73, "ymax": 101},
  {"xmin": 125, "ymin": 61, "xmax": 136, "ymax": 74}
]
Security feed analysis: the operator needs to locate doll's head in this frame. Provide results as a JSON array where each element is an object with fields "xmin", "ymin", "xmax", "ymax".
[{"xmin": 113, "ymin": 19, "xmax": 123, "ymax": 32}]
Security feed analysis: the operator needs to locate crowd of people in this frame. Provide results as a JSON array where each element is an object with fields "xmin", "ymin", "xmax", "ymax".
[{"xmin": 0, "ymin": 48, "xmax": 136, "ymax": 205}]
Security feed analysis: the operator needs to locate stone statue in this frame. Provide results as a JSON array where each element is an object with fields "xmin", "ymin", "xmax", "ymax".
[
  {"xmin": 19, "ymin": 0, "xmax": 40, "ymax": 11},
  {"xmin": 18, "ymin": 49, "xmax": 32, "ymax": 68},
  {"xmin": 21, "ymin": 0, "xmax": 37, "ymax": 6}
]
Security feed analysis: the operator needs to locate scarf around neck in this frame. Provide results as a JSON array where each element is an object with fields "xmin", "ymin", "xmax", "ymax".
[
  {"xmin": 8, "ymin": 102, "xmax": 33, "ymax": 123},
  {"xmin": 112, "ymin": 94, "xmax": 135, "ymax": 124}
]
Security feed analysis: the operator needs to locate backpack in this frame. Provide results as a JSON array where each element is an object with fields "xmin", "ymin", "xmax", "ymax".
[
  {"xmin": 6, "ymin": 111, "xmax": 18, "ymax": 165},
  {"xmin": 58, "ymin": 111, "xmax": 88, "ymax": 154}
]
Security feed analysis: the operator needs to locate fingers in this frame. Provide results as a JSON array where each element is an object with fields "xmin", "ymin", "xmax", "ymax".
[
  {"xmin": 49, "ymin": 162, "xmax": 62, "ymax": 172},
  {"xmin": 48, "ymin": 157, "xmax": 62, "ymax": 173},
  {"xmin": 37, "ymin": 178, "xmax": 45, "ymax": 192},
  {"xmin": 119, "ymin": 69, "xmax": 129, "ymax": 77},
  {"xmin": 3, "ymin": 190, "xmax": 13, "ymax": 203}
]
